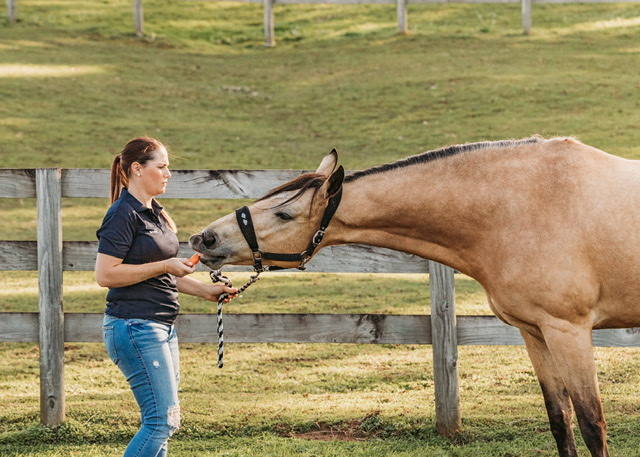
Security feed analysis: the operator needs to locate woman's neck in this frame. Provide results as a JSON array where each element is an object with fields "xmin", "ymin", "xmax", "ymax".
[{"xmin": 126, "ymin": 185, "xmax": 153, "ymax": 209}]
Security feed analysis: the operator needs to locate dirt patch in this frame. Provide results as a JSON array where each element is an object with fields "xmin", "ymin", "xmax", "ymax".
[
  {"xmin": 290, "ymin": 424, "xmax": 367, "ymax": 442},
  {"xmin": 285, "ymin": 412, "xmax": 383, "ymax": 442}
]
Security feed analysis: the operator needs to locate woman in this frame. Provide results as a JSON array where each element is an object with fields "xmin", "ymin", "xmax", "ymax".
[{"xmin": 95, "ymin": 136, "xmax": 237, "ymax": 457}]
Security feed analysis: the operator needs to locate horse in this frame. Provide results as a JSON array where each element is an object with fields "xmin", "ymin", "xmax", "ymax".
[{"xmin": 189, "ymin": 136, "xmax": 640, "ymax": 457}]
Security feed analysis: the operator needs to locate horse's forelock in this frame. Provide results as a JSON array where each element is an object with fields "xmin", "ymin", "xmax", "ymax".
[{"xmin": 258, "ymin": 173, "xmax": 327, "ymax": 208}]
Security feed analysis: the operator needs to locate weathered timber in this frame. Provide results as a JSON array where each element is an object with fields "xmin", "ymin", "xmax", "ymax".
[
  {"xmin": 0, "ymin": 241, "xmax": 431, "ymax": 273},
  {"xmin": 429, "ymin": 261, "xmax": 461, "ymax": 437},
  {"xmin": 36, "ymin": 169, "xmax": 65, "ymax": 427}
]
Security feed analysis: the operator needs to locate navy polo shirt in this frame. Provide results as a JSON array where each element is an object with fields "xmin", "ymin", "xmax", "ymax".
[{"xmin": 96, "ymin": 189, "xmax": 180, "ymax": 325}]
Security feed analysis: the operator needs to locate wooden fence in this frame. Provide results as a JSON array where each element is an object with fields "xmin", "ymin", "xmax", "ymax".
[
  {"xmin": 3, "ymin": 168, "xmax": 640, "ymax": 437},
  {"xmin": 6, "ymin": 0, "xmax": 640, "ymax": 46}
]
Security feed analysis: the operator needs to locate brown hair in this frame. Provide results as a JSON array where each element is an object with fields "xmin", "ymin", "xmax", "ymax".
[{"xmin": 110, "ymin": 136, "xmax": 177, "ymax": 232}]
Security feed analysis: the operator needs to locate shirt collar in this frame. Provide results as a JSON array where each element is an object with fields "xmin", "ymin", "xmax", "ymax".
[{"xmin": 121, "ymin": 188, "xmax": 163, "ymax": 215}]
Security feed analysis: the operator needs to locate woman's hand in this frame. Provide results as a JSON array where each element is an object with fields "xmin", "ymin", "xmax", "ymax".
[
  {"xmin": 175, "ymin": 276, "xmax": 239, "ymax": 303},
  {"xmin": 204, "ymin": 284, "xmax": 239, "ymax": 303},
  {"xmin": 161, "ymin": 258, "xmax": 197, "ymax": 278}
]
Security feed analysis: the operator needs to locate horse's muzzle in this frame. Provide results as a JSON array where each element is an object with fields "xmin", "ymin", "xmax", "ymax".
[{"xmin": 189, "ymin": 232, "xmax": 226, "ymax": 269}]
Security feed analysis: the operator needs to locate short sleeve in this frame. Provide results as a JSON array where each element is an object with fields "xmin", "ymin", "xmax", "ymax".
[{"xmin": 96, "ymin": 204, "xmax": 138, "ymax": 260}]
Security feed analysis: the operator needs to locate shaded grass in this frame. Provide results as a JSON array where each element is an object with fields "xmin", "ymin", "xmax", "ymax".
[{"xmin": 0, "ymin": 270, "xmax": 490, "ymax": 314}]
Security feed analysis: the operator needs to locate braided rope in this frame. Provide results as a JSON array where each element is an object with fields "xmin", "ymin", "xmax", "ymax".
[{"xmin": 209, "ymin": 270, "xmax": 261, "ymax": 368}]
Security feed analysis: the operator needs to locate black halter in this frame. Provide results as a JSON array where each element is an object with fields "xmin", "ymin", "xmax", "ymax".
[{"xmin": 235, "ymin": 188, "xmax": 342, "ymax": 272}]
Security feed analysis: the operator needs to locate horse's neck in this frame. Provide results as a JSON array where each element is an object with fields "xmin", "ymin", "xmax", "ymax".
[{"xmin": 332, "ymin": 154, "xmax": 498, "ymax": 274}]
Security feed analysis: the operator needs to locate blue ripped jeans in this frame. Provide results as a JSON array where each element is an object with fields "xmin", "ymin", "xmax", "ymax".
[{"xmin": 103, "ymin": 315, "xmax": 181, "ymax": 457}]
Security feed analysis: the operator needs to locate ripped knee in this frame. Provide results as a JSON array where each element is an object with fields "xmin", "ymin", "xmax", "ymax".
[{"xmin": 167, "ymin": 404, "xmax": 181, "ymax": 435}]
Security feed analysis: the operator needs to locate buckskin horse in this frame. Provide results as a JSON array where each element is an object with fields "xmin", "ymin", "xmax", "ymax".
[{"xmin": 189, "ymin": 136, "xmax": 640, "ymax": 457}]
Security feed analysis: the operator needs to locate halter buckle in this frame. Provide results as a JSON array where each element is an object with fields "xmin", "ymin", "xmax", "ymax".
[
  {"xmin": 251, "ymin": 250, "xmax": 265, "ymax": 272},
  {"xmin": 298, "ymin": 250, "xmax": 313, "ymax": 270},
  {"xmin": 312, "ymin": 229, "xmax": 326, "ymax": 247}
]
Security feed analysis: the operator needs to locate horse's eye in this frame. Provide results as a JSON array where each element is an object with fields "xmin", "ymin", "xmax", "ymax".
[{"xmin": 275, "ymin": 211, "xmax": 293, "ymax": 221}]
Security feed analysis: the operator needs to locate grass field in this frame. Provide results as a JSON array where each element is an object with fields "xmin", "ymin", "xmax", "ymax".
[{"xmin": 2, "ymin": 0, "xmax": 640, "ymax": 456}]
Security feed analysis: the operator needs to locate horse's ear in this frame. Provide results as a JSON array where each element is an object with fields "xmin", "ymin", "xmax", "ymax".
[
  {"xmin": 323, "ymin": 165, "xmax": 344, "ymax": 199},
  {"xmin": 315, "ymin": 149, "xmax": 338, "ymax": 177}
]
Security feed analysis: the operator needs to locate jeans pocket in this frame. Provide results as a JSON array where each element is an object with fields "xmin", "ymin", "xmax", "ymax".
[
  {"xmin": 103, "ymin": 325, "xmax": 119, "ymax": 365},
  {"xmin": 128, "ymin": 319, "xmax": 171, "ymax": 343}
]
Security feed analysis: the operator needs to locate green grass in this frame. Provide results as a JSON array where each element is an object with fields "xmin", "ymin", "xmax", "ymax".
[
  {"xmin": 3, "ymin": 341, "xmax": 640, "ymax": 456},
  {"xmin": 2, "ymin": 1, "xmax": 640, "ymax": 170},
  {"xmin": 2, "ymin": 0, "xmax": 640, "ymax": 455}
]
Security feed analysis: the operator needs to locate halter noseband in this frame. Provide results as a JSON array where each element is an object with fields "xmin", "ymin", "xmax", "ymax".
[{"xmin": 235, "ymin": 188, "xmax": 342, "ymax": 272}]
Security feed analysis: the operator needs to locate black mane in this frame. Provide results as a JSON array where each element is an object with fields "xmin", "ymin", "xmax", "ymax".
[
  {"xmin": 258, "ymin": 137, "xmax": 549, "ymax": 201},
  {"xmin": 345, "ymin": 136, "xmax": 544, "ymax": 183}
]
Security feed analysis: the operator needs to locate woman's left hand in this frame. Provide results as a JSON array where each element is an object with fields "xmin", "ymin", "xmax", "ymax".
[{"xmin": 203, "ymin": 284, "xmax": 239, "ymax": 303}]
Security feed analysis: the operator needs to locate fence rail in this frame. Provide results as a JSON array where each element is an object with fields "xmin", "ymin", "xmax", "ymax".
[{"xmin": 3, "ymin": 168, "xmax": 640, "ymax": 435}]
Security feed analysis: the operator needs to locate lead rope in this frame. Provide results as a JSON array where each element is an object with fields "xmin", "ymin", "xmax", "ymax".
[{"xmin": 209, "ymin": 270, "xmax": 261, "ymax": 368}]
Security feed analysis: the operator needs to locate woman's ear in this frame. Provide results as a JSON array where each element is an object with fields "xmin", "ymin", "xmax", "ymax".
[{"xmin": 131, "ymin": 162, "xmax": 142, "ymax": 176}]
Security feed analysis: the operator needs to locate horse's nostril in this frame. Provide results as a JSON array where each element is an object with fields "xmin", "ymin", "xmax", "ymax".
[{"xmin": 202, "ymin": 231, "xmax": 217, "ymax": 248}]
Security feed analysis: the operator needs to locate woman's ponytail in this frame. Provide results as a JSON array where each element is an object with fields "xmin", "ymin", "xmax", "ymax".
[{"xmin": 109, "ymin": 155, "xmax": 126, "ymax": 204}]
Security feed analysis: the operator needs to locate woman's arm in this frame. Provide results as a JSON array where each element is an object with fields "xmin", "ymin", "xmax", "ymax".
[
  {"xmin": 176, "ymin": 276, "xmax": 238, "ymax": 302},
  {"xmin": 95, "ymin": 253, "xmax": 195, "ymax": 288}
]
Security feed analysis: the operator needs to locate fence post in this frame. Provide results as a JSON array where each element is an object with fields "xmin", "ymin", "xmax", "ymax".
[
  {"xmin": 264, "ymin": 0, "xmax": 275, "ymax": 47},
  {"xmin": 36, "ymin": 168, "xmax": 65, "ymax": 427},
  {"xmin": 521, "ymin": 0, "xmax": 531, "ymax": 34},
  {"xmin": 133, "ymin": 0, "xmax": 144, "ymax": 37},
  {"xmin": 6, "ymin": 0, "xmax": 16, "ymax": 24},
  {"xmin": 396, "ymin": 0, "xmax": 408, "ymax": 34},
  {"xmin": 429, "ymin": 261, "xmax": 461, "ymax": 436}
]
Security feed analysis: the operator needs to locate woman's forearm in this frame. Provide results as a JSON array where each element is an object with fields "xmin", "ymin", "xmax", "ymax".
[
  {"xmin": 95, "ymin": 254, "xmax": 169, "ymax": 288},
  {"xmin": 175, "ymin": 276, "xmax": 205, "ymax": 297}
]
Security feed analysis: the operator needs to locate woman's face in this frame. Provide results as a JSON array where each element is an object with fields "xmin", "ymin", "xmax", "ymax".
[{"xmin": 137, "ymin": 146, "xmax": 172, "ymax": 197}]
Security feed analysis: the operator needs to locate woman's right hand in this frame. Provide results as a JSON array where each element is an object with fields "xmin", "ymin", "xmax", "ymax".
[{"xmin": 162, "ymin": 258, "xmax": 198, "ymax": 277}]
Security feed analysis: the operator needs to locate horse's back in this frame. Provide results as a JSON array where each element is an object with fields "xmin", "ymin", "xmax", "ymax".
[{"xmin": 531, "ymin": 138, "xmax": 640, "ymax": 224}]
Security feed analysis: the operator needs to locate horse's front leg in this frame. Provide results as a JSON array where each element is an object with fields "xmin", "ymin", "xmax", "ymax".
[
  {"xmin": 533, "ymin": 323, "xmax": 610, "ymax": 457},
  {"xmin": 520, "ymin": 330, "xmax": 579, "ymax": 457}
]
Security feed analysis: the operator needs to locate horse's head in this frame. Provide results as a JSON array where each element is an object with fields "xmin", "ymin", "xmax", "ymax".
[{"xmin": 189, "ymin": 150, "xmax": 345, "ymax": 271}]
